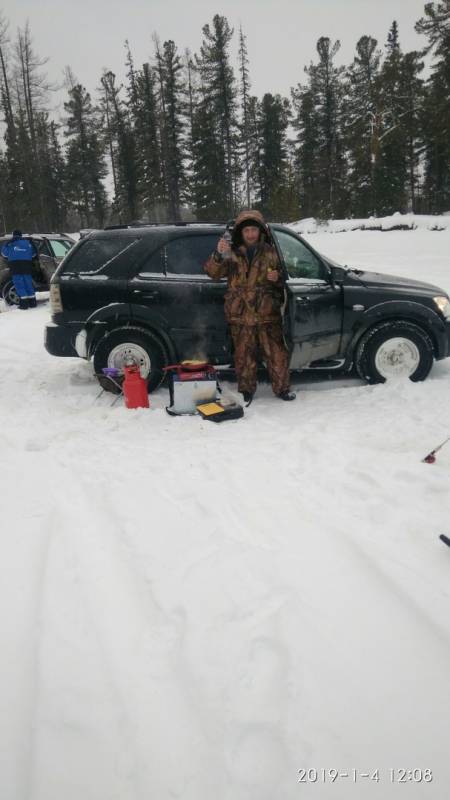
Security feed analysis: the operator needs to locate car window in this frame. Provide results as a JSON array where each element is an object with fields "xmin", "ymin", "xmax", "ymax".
[
  {"xmin": 49, "ymin": 239, "xmax": 73, "ymax": 258},
  {"xmin": 165, "ymin": 235, "xmax": 219, "ymax": 275},
  {"xmin": 273, "ymin": 230, "xmax": 324, "ymax": 280},
  {"xmin": 62, "ymin": 236, "xmax": 139, "ymax": 275},
  {"xmin": 136, "ymin": 243, "xmax": 165, "ymax": 275}
]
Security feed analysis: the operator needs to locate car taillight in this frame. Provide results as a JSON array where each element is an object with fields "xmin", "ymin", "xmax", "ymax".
[{"xmin": 50, "ymin": 283, "xmax": 63, "ymax": 313}]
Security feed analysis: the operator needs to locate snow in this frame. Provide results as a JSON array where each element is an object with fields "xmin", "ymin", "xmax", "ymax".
[
  {"xmin": 289, "ymin": 212, "xmax": 450, "ymax": 235},
  {"xmin": 1, "ymin": 226, "xmax": 450, "ymax": 799},
  {"xmin": 304, "ymin": 227, "xmax": 450, "ymax": 299}
]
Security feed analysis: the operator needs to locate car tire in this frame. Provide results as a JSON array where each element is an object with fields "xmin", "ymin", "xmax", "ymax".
[
  {"xmin": 93, "ymin": 327, "xmax": 167, "ymax": 393},
  {"xmin": 1, "ymin": 279, "xmax": 20, "ymax": 306},
  {"xmin": 355, "ymin": 320, "xmax": 434, "ymax": 384}
]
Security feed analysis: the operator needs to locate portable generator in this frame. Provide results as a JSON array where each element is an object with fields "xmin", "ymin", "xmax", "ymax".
[{"xmin": 165, "ymin": 360, "xmax": 219, "ymax": 415}]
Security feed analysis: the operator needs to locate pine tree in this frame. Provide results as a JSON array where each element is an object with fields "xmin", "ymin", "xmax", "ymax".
[
  {"xmin": 238, "ymin": 26, "xmax": 252, "ymax": 207},
  {"xmin": 0, "ymin": 13, "xmax": 21, "ymax": 230},
  {"xmin": 344, "ymin": 35, "xmax": 382, "ymax": 215},
  {"xmin": 291, "ymin": 87, "xmax": 320, "ymax": 217},
  {"xmin": 275, "ymin": 154, "xmax": 301, "ymax": 221},
  {"xmin": 415, "ymin": 1, "xmax": 450, "ymax": 212},
  {"xmin": 153, "ymin": 36, "xmax": 170, "ymax": 218},
  {"xmin": 254, "ymin": 93, "xmax": 291, "ymax": 217},
  {"xmin": 293, "ymin": 37, "xmax": 348, "ymax": 218},
  {"xmin": 124, "ymin": 40, "xmax": 163, "ymax": 220},
  {"xmin": 0, "ymin": 20, "xmax": 56, "ymax": 230},
  {"xmin": 194, "ymin": 14, "xmax": 239, "ymax": 218},
  {"xmin": 124, "ymin": 40, "xmax": 139, "ymax": 116},
  {"xmin": 400, "ymin": 50, "xmax": 425, "ymax": 211},
  {"xmin": 132, "ymin": 61, "xmax": 165, "ymax": 219},
  {"xmin": 183, "ymin": 50, "xmax": 198, "ymax": 213},
  {"xmin": 0, "ymin": 13, "xmax": 14, "ymax": 135},
  {"xmin": 10, "ymin": 83, "xmax": 36, "ymax": 228},
  {"xmin": 14, "ymin": 22, "xmax": 55, "ymax": 228},
  {"xmin": 247, "ymin": 95, "xmax": 264, "ymax": 206},
  {"xmin": 64, "ymin": 83, "xmax": 108, "ymax": 227},
  {"xmin": 157, "ymin": 40, "xmax": 186, "ymax": 221},
  {"xmin": 99, "ymin": 66, "xmax": 118, "ymax": 203},
  {"xmin": 190, "ymin": 80, "xmax": 222, "ymax": 220},
  {"xmin": 37, "ymin": 118, "xmax": 67, "ymax": 230},
  {"xmin": 101, "ymin": 70, "xmax": 138, "ymax": 222},
  {"xmin": 375, "ymin": 21, "xmax": 408, "ymax": 214}
]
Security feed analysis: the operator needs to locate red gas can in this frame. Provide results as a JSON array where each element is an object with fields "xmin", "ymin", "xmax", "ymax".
[{"xmin": 123, "ymin": 365, "xmax": 149, "ymax": 409}]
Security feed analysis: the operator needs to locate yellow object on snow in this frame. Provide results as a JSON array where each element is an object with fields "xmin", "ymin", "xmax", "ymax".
[{"xmin": 196, "ymin": 402, "xmax": 225, "ymax": 416}]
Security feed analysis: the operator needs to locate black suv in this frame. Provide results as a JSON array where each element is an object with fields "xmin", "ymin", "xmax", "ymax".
[
  {"xmin": 44, "ymin": 222, "xmax": 450, "ymax": 389},
  {"xmin": 1, "ymin": 233, "xmax": 75, "ymax": 305}
]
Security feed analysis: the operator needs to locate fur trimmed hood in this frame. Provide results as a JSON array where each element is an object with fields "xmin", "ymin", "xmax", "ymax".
[{"xmin": 231, "ymin": 209, "xmax": 272, "ymax": 247}]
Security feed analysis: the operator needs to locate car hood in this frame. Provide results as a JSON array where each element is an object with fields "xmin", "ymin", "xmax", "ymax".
[{"xmin": 353, "ymin": 269, "xmax": 446, "ymax": 296}]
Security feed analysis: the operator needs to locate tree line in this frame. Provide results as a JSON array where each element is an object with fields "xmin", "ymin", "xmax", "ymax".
[{"xmin": 0, "ymin": 1, "xmax": 449, "ymax": 232}]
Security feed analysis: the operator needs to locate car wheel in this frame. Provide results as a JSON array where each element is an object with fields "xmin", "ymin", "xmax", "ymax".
[
  {"xmin": 355, "ymin": 320, "xmax": 434, "ymax": 383},
  {"xmin": 1, "ymin": 279, "xmax": 19, "ymax": 306},
  {"xmin": 93, "ymin": 327, "xmax": 167, "ymax": 393}
]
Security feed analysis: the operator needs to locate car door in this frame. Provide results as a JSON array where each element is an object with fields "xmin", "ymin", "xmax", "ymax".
[
  {"xmin": 32, "ymin": 239, "xmax": 55, "ymax": 285},
  {"xmin": 166, "ymin": 232, "xmax": 231, "ymax": 363},
  {"xmin": 131, "ymin": 231, "xmax": 231, "ymax": 364},
  {"xmin": 271, "ymin": 228, "xmax": 344, "ymax": 368}
]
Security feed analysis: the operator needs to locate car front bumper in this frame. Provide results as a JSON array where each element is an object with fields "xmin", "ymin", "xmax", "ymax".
[{"xmin": 438, "ymin": 319, "xmax": 450, "ymax": 359}]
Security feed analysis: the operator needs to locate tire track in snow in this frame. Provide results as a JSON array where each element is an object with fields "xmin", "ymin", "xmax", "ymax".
[
  {"xmin": 83, "ymin": 454, "xmax": 301, "ymax": 797},
  {"xmin": 270, "ymin": 484, "xmax": 450, "ymax": 796},
  {"xmin": 0, "ymin": 495, "xmax": 55, "ymax": 800},
  {"xmin": 27, "ymin": 501, "xmax": 141, "ymax": 800},
  {"xmin": 33, "ymin": 466, "xmax": 221, "ymax": 799}
]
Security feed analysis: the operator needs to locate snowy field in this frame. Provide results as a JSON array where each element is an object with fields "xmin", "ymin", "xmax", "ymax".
[{"xmin": 1, "ymin": 226, "xmax": 450, "ymax": 800}]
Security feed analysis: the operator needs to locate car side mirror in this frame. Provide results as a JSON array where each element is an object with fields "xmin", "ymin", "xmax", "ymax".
[{"xmin": 330, "ymin": 265, "xmax": 346, "ymax": 283}]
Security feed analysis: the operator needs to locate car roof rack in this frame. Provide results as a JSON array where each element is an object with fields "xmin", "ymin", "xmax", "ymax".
[{"xmin": 104, "ymin": 220, "xmax": 230, "ymax": 230}]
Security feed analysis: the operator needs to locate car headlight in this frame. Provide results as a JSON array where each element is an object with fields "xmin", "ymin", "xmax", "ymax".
[{"xmin": 433, "ymin": 296, "xmax": 450, "ymax": 320}]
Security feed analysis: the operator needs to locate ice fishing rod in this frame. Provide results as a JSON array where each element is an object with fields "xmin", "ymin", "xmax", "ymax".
[
  {"xmin": 422, "ymin": 436, "xmax": 450, "ymax": 464},
  {"xmin": 422, "ymin": 441, "xmax": 450, "ymax": 548}
]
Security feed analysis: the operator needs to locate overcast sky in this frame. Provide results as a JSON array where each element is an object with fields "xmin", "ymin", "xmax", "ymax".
[{"xmin": 4, "ymin": 0, "xmax": 429, "ymax": 115}]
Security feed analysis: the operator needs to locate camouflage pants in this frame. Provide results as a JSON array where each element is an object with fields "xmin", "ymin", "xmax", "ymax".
[{"xmin": 230, "ymin": 323, "xmax": 290, "ymax": 396}]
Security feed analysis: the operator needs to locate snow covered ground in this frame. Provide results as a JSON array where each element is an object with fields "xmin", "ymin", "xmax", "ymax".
[
  {"xmin": 289, "ymin": 211, "xmax": 450, "ymax": 235},
  {"xmin": 1, "ymin": 227, "xmax": 450, "ymax": 800}
]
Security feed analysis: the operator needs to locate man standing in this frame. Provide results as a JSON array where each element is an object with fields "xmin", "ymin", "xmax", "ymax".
[
  {"xmin": 1, "ymin": 229, "xmax": 38, "ymax": 310},
  {"xmin": 204, "ymin": 209, "xmax": 295, "ymax": 404}
]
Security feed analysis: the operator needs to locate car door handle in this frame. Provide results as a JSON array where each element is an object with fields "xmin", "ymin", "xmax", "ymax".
[
  {"xmin": 133, "ymin": 289, "xmax": 159, "ymax": 300},
  {"xmin": 296, "ymin": 296, "xmax": 310, "ymax": 304}
]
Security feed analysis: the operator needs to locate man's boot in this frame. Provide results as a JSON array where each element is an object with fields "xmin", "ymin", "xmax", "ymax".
[
  {"xmin": 242, "ymin": 391, "xmax": 254, "ymax": 407},
  {"xmin": 18, "ymin": 297, "xmax": 29, "ymax": 310},
  {"xmin": 277, "ymin": 390, "xmax": 296, "ymax": 401},
  {"xmin": 28, "ymin": 296, "xmax": 37, "ymax": 308}
]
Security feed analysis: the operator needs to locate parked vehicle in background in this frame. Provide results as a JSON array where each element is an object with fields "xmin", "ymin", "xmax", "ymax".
[
  {"xmin": 0, "ymin": 233, "xmax": 75, "ymax": 305},
  {"xmin": 44, "ymin": 222, "xmax": 450, "ymax": 390}
]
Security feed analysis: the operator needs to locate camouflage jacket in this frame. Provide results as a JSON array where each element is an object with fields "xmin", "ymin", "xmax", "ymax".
[{"xmin": 204, "ymin": 241, "xmax": 285, "ymax": 326}]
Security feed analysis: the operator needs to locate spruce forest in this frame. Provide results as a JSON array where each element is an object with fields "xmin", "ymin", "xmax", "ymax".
[{"xmin": 0, "ymin": 1, "xmax": 449, "ymax": 231}]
